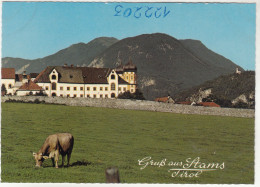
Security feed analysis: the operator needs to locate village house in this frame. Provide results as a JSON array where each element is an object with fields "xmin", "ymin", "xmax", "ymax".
[
  {"xmin": 32, "ymin": 60, "xmax": 137, "ymax": 98},
  {"xmin": 155, "ymin": 95, "xmax": 175, "ymax": 103},
  {"xmin": 1, "ymin": 68, "xmax": 16, "ymax": 95},
  {"xmin": 16, "ymin": 80, "xmax": 44, "ymax": 96}
]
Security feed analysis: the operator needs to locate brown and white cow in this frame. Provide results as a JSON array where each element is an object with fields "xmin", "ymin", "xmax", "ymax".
[{"xmin": 33, "ymin": 133, "xmax": 74, "ymax": 168}]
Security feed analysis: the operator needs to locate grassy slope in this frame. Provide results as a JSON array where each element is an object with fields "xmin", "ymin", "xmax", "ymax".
[{"xmin": 1, "ymin": 103, "xmax": 254, "ymax": 183}]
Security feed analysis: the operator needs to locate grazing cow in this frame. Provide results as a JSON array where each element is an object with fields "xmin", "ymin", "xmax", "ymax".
[{"xmin": 33, "ymin": 133, "xmax": 74, "ymax": 168}]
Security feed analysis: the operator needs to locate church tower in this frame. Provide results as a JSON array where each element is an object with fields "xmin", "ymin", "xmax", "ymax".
[{"xmin": 122, "ymin": 59, "xmax": 137, "ymax": 93}]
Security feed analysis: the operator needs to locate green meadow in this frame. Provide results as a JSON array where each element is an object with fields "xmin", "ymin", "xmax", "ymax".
[{"xmin": 1, "ymin": 102, "xmax": 254, "ymax": 183}]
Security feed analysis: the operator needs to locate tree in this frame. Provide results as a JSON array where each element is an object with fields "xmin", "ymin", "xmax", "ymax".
[
  {"xmin": 1, "ymin": 84, "xmax": 7, "ymax": 96},
  {"xmin": 118, "ymin": 89, "xmax": 145, "ymax": 100}
]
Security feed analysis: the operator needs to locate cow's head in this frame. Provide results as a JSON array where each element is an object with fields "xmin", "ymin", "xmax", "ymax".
[{"xmin": 33, "ymin": 152, "xmax": 49, "ymax": 167}]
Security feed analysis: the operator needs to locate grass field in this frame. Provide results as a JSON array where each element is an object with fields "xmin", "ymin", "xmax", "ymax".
[{"xmin": 1, "ymin": 102, "xmax": 254, "ymax": 183}]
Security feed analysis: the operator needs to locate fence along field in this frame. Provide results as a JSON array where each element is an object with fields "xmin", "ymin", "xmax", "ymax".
[{"xmin": 1, "ymin": 102, "xmax": 254, "ymax": 183}]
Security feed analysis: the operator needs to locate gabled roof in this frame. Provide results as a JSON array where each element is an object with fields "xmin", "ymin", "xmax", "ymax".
[
  {"xmin": 34, "ymin": 66, "xmax": 84, "ymax": 84},
  {"xmin": 34, "ymin": 66, "xmax": 112, "ymax": 84},
  {"xmin": 1, "ymin": 68, "xmax": 15, "ymax": 79},
  {"xmin": 118, "ymin": 76, "xmax": 130, "ymax": 85},
  {"xmin": 18, "ymin": 81, "xmax": 43, "ymax": 91}
]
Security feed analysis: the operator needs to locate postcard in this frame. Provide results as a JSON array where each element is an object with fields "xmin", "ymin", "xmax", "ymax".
[{"xmin": 0, "ymin": 0, "xmax": 257, "ymax": 186}]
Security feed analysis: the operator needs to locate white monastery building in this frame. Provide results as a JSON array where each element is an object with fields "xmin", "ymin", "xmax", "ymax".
[{"xmin": 1, "ymin": 60, "xmax": 137, "ymax": 98}]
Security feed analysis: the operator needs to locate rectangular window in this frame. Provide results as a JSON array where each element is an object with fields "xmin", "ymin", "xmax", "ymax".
[
  {"xmin": 100, "ymin": 87, "xmax": 103, "ymax": 91},
  {"xmin": 123, "ymin": 87, "xmax": 126, "ymax": 91},
  {"xmin": 73, "ymin": 94, "xmax": 77, "ymax": 97},
  {"xmin": 100, "ymin": 94, "xmax": 103, "ymax": 98},
  {"xmin": 111, "ymin": 83, "xmax": 115, "ymax": 91},
  {"xmin": 131, "ymin": 76, "xmax": 133, "ymax": 80},
  {"xmin": 105, "ymin": 94, "xmax": 108, "ymax": 98},
  {"xmin": 60, "ymin": 86, "xmax": 63, "ymax": 91},
  {"xmin": 93, "ymin": 94, "xmax": 96, "ymax": 98},
  {"xmin": 80, "ymin": 87, "xmax": 83, "ymax": 91},
  {"xmin": 52, "ymin": 83, "xmax": 57, "ymax": 90},
  {"xmin": 87, "ymin": 94, "xmax": 90, "ymax": 98},
  {"xmin": 67, "ymin": 94, "xmax": 70, "ymax": 97},
  {"xmin": 93, "ymin": 87, "xmax": 97, "ymax": 91},
  {"xmin": 131, "ymin": 89, "xmax": 134, "ymax": 93},
  {"xmin": 45, "ymin": 86, "xmax": 49, "ymax": 90},
  {"xmin": 74, "ymin": 87, "xmax": 77, "ymax": 91},
  {"xmin": 80, "ymin": 94, "xmax": 83, "ymax": 97},
  {"xmin": 119, "ymin": 87, "xmax": 121, "ymax": 91},
  {"xmin": 87, "ymin": 87, "xmax": 90, "ymax": 91},
  {"xmin": 105, "ymin": 87, "xmax": 108, "ymax": 91},
  {"xmin": 67, "ymin": 87, "xmax": 70, "ymax": 91}
]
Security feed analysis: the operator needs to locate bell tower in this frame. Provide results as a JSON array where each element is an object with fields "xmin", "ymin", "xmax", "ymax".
[{"xmin": 122, "ymin": 59, "xmax": 137, "ymax": 93}]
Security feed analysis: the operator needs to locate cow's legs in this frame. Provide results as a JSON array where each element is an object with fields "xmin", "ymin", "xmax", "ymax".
[
  {"xmin": 61, "ymin": 155, "xmax": 65, "ymax": 167},
  {"xmin": 67, "ymin": 152, "xmax": 71, "ymax": 167},
  {"xmin": 51, "ymin": 158, "xmax": 55, "ymax": 167},
  {"xmin": 54, "ymin": 150, "xmax": 59, "ymax": 168}
]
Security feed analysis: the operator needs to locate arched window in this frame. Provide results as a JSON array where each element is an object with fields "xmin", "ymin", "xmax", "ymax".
[
  {"xmin": 111, "ymin": 74, "xmax": 115, "ymax": 79},
  {"xmin": 111, "ymin": 93, "xmax": 115, "ymax": 98},
  {"xmin": 52, "ymin": 75, "xmax": 56, "ymax": 80},
  {"xmin": 111, "ymin": 83, "xmax": 115, "ymax": 91},
  {"xmin": 52, "ymin": 82, "xmax": 56, "ymax": 90},
  {"xmin": 8, "ymin": 84, "xmax": 12, "ymax": 89},
  {"xmin": 52, "ymin": 93, "xmax": 56, "ymax": 96}
]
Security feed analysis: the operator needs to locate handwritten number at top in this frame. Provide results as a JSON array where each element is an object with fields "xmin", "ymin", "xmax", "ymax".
[{"xmin": 114, "ymin": 5, "xmax": 170, "ymax": 19}]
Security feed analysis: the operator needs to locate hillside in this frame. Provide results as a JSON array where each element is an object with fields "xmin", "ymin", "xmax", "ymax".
[
  {"xmin": 2, "ymin": 33, "xmax": 243, "ymax": 100},
  {"xmin": 89, "ymin": 33, "xmax": 243, "ymax": 100},
  {"xmin": 173, "ymin": 71, "xmax": 255, "ymax": 108},
  {"xmin": 2, "ymin": 37, "xmax": 118, "ymax": 73}
]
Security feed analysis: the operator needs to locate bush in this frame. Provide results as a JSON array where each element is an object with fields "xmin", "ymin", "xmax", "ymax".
[
  {"xmin": 118, "ymin": 89, "xmax": 145, "ymax": 100},
  {"xmin": 35, "ymin": 90, "xmax": 47, "ymax": 96}
]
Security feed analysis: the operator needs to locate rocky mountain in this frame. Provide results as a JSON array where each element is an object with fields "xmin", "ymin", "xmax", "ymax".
[
  {"xmin": 173, "ymin": 71, "xmax": 255, "ymax": 108},
  {"xmin": 2, "ymin": 37, "xmax": 118, "ymax": 74},
  {"xmin": 2, "ymin": 33, "xmax": 244, "ymax": 100},
  {"xmin": 89, "ymin": 33, "xmax": 243, "ymax": 100}
]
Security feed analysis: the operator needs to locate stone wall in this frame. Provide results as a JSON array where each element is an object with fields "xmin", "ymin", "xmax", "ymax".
[{"xmin": 1, "ymin": 96, "xmax": 254, "ymax": 118}]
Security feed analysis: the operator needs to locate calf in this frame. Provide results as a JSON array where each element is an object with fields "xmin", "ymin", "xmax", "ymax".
[{"xmin": 33, "ymin": 133, "xmax": 74, "ymax": 168}]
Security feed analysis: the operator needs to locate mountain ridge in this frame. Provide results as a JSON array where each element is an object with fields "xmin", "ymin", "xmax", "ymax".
[{"xmin": 2, "ymin": 33, "xmax": 243, "ymax": 100}]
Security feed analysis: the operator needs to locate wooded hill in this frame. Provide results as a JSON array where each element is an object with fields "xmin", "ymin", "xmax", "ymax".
[{"xmin": 173, "ymin": 71, "xmax": 255, "ymax": 108}]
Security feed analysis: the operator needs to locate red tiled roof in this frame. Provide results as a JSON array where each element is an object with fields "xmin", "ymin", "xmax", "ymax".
[
  {"xmin": 155, "ymin": 97, "xmax": 169, "ymax": 102},
  {"xmin": 1, "ymin": 68, "xmax": 15, "ymax": 79},
  {"xmin": 18, "ymin": 81, "xmax": 43, "ymax": 91},
  {"xmin": 177, "ymin": 101, "xmax": 192, "ymax": 105},
  {"xmin": 198, "ymin": 102, "xmax": 220, "ymax": 107}
]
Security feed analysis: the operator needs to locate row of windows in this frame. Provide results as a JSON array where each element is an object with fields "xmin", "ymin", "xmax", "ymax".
[
  {"xmin": 125, "ymin": 75, "xmax": 134, "ymax": 80},
  {"xmin": 46, "ymin": 83, "xmax": 126, "ymax": 91},
  {"xmin": 55, "ymin": 93, "xmax": 116, "ymax": 98}
]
